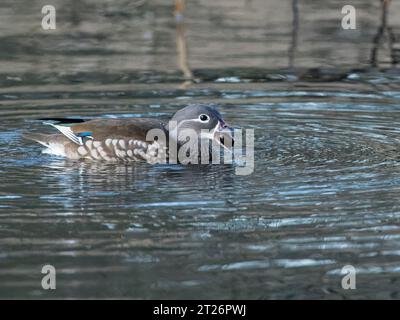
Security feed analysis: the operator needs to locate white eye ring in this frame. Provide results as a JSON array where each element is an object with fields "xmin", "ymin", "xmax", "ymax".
[{"xmin": 199, "ymin": 114, "xmax": 210, "ymax": 122}]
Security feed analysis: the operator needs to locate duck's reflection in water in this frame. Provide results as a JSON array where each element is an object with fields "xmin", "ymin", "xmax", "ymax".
[{"xmin": 40, "ymin": 158, "xmax": 239, "ymax": 213}]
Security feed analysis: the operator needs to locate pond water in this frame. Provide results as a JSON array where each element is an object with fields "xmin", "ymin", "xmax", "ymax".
[{"xmin": 1, "ymin": 0, "xmax": 400, "ymax": 299}]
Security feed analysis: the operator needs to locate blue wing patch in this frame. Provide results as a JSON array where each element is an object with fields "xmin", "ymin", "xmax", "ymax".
[
  {"xmin": 43, "ymin": 123, "xmax": 93, "ymax": 146},
  {"xmin": 77, "ymin": 132, "xmax": 93, "ymax": 138},
  {"xmin": 76, "ymin": 132, "xmax": 94, "ymax": 145}
]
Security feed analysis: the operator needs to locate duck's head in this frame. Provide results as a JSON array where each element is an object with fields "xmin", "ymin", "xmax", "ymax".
[{"xmin": 169, "ymin": 104, "xmax": 234, "ymax": 150}]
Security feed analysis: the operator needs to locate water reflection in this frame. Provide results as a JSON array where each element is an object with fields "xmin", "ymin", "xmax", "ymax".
[
  {"xmin": 1, "ymin": 0, "xmax": 400, "ymax": 299},
  {"xmin": 175, "ymin": 0, "xmax": 195, "ymax": 88},
  {"xmin": 2, "ymin": 0, "xmax": 400, "ymax": 74},
  {"xmin": 371, "ymin": 0, "xmax": 399, "ymax": 67},
  {"xmin": 288, "ymin": 0, "xmax": 299, "ymax": 69}
]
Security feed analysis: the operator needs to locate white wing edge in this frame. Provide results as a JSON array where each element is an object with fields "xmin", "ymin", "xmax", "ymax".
[{"xmin": 44, "ymin": 122, "xmax": 83, "ymax": 145}]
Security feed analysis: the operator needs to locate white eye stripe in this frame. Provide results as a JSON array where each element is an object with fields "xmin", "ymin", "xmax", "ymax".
[{"xmin": 176, "ymin": 117, "xmax": 211, "ymax": 128}]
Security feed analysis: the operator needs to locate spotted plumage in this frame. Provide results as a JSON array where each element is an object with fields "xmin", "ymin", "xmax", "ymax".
[{"xmin": 24, "ymin": 104, "xmax": 233, "ymax": 164}]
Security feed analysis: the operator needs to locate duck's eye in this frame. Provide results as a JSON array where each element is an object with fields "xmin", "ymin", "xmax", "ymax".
[{"xmin": 199, "ymin": 114, "xmax": 210, "ymax": 122}]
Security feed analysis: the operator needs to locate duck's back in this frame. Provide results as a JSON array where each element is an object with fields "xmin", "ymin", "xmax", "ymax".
[{"xmin": 25, "ymin": 118, "xmax": 168, "ymax": 163}]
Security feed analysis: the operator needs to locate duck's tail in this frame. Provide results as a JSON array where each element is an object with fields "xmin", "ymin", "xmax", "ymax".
[
  {"xmin": 23, "ymin": 133, "xmax": 68, "ymax": 157},
  {"xmin": 22, "ymin": 133, "xmax": 52, "ymax": 147}
]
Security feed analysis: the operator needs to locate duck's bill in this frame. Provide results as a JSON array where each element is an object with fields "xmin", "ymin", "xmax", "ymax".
[{"xmin": 214, "ymin": 121, "xmax": 234, "ymax": 151}]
